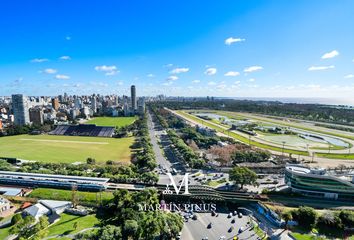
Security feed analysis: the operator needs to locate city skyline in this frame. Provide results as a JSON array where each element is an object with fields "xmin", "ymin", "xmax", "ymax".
[{"xmin": 1, "ymin": 0, "xmax": 354, "ymax": 104}]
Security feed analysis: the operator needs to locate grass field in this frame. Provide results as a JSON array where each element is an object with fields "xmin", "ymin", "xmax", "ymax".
[
  {"xmin": 29, "ymin": 188, "xmax": 114, "ymax": 205},
  {"xmin": 178, "ymin": 110, "xmax": 354, "ymax": 159},
  {"xmin": 177, "ymin": 111, "xmax": 308, "ymax": 156},
  {"xmin": 47, "ymin": 213, "xmax": 99, "ymax": 237},
  {"xmin": 86, "ymin": 116, "xmax": 136, "ymax": 127},
  {"xmin": 0, "ymin": 226, "xmax": 11, "ymax": 240},
  {"xmin": 0, "ymin": 134, "xmax": 134, "ymax": 164}
]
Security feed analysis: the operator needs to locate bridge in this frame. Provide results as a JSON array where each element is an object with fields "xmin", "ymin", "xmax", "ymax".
[{"xmin": 154, "ymin": 184, "xmax": 259, "ymax": 203}]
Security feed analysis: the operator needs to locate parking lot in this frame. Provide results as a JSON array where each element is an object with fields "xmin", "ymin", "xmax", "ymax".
[{"xmin": 181, "ymin": 211, "xmax": 260, "ymax": 240}]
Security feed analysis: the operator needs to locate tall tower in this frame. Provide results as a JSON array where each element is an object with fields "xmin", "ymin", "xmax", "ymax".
[
  {"xmin": 131, "ymin": 85, "xmax": 137, "ymax": 111},
  {"xmin": 52, "ymin": 98, "xmax": 60, "ymax": 111},
  {"xmin": 12, "ymin": 94, "xmax": 30, "ymax": 126}
]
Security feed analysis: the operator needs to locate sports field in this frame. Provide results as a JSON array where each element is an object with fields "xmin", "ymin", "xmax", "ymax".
[
  {"xmin": 175, "ymin": 110, "xmax": 354, "ymax": 160},
  {"xmin": 86, "ymin": 116, "xmax": 136, "ymax": 127},
  {"xmin": 0, "ymin": 134, "xmax": 134, "ymax": 164}
]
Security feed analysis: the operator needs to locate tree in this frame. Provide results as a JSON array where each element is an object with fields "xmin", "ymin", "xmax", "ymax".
[
  {"xmin": 339, "ymin": 210, "xmax": 354, "ymax": 228},
  {"xmin": 124, "ymin": 219, "xmax": 138, "ymax": 238},
  {"xmin": 229, "ymin": 166, "xmax": 258, "ymax": 189},
  {"xmin": 317, "ymin": 211, "xmax": 343, "ymax": 235},
  {"xmin": 282, "ymin": 211, "xmax": 293, "ymax": 229},
  {"xmin": 292, "ymin": 206, "xmax": 317, "ymax": 230},
  {"xmin": 98, "ymin": 225, "xmax": 122, "ymax": 240},
  {"xmin": 86, "ymin": 157, "xmax": 96, "ymax": 165},
  {"xmin": 11, "ymin": 213, "xmax": 23, "ymax": 225},
  {"xmin": 73, "ymin": 222, "xmax": 78, "ymax": 231}
]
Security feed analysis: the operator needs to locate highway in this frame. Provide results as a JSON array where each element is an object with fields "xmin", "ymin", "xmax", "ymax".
[{"xmin": 146, "ymin": 109, "xmax": 187, "ymax": 185}]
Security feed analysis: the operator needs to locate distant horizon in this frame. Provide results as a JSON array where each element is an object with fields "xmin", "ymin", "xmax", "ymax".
[{"xmin": 2, "ymin": 93, "xmax": 354, "ymax": 107}]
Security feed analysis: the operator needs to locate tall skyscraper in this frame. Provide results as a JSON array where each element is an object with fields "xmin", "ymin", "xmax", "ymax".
[
  {"xmin": 12, "ymin": 94, "xmax": 30, "ymax": 126},
  {"xmin": 131, "ymin": 85, "xmax": 137, "ymax": 111},
  {"xmin": 52, "ymin": 98, "xmax": 60, "ymax": 111}
]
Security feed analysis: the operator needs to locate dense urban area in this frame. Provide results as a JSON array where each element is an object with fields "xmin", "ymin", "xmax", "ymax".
[{"xmin": 0, "ymin": 88, "xmax": 353, "ymax": 240}]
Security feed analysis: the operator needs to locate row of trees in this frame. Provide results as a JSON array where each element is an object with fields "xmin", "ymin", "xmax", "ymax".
[
  {"xmin": 282, "ymin": 207, "xmax": 354, "ymax": 237},
  {"xmin": 0, "ymin": 123, "xmax": 53, "ymax": 137},
  {"xmin": 132, "ymin": 115, "xmax": 159, "ymax": 184},
  {"xmin": 76, "ymin": 189, "xmax": 184, "ymax": 240},
  {"xmin": 167, "ymin": 129, "xmax": 205, "ymax": 168},
  {"xmin": 10, "ymin": 214, "xmax": 49, "ymax": 240},
  {"xmin": 153, "ymin": 100, "xmax": 354, "ymax": 125}
]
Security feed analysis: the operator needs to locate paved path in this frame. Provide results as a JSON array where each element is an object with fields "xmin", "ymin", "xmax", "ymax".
[{"xmin": 43, "ymin": 227, "xmax": 99, "ymax": 240}]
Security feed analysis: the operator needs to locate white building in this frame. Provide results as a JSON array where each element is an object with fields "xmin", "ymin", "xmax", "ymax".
[{"xmin": 0, "ymin": 197, "xmax": 10, "ymax": 214}]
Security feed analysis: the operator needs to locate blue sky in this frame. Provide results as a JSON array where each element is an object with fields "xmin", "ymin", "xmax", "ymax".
[{"xmin": 1, "ymin": 0, "xmax": 354, "ymax": 103}]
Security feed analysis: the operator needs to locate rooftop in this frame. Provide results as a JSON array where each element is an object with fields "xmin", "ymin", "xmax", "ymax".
[{"xmin": 0, "ymin": 171, "xmax": 109, "ymax": 184}]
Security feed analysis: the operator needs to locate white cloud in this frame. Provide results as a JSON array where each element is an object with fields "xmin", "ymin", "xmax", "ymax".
[
  {"xmin": 117, "ymin": 81, "xmax": 124, "ymax": 86},
  {"xmin": 43, "ymin": 68, "xmax": 57, "ymax": 74},
  {"xmin": 244, "ymin": 66, "xmax": 263, "ymax": 73},
  {"xmin": 163, "ymin": 63, "xmax": 173, "ymax": 68},
  {"xmin": 59, "ymin": 56, "xmax": 71, "ymax": 60},
  {"xmin": 94, "ymin": 65, "xmax": 119, "ymax": 76},
  {"xmin": 205, "ymin": 67, "xmax": 217, "ymax": 75},
  {"xmin": 321, "ymin": 50, "xmax": 339, "ymax": 59},
  {"xmin": 208, "ymin": 81, "xmax": 216, "ymax": 86},
  {"xmin": 224, "ymin": 71, "xmax": 240, "ymax": 77},
  {"xmin": 225, "ymin": 37, "xmax": 245, "ymax": 45},
  {"xmin": 55, "ymin": 74, "xmax": 70, "ymax": 80},
  {"xmin": 170, "ymin": 67, "xmax": 189, "ymax": 74},
  {"xmin": 192, "ymin": 80, "xmax": 200, "ymax": 84},
  {"xmin": 31, "ymin": 58, "xmax": 49, "ymax": 63},
  {"xmin": 308, "ymin": 65, "xmax": 335, "ymax": 71},
  {"xmin": 166, "ymin": 75, "xmax": 178, "ymax": 81},
  {"xmin": 162, "ymin": 81, "xmax": 173, "ymax": 86},
  {"xmin": 344, "ymin": 74, "xmax": 354, "ymax": 79},
  {"xmin": 248, "ymin": 78, "xmax": 256, "ymax": 82},
  {"xmin": 234, "ymin": 81, "xmax": 241, "ymax": 85},
  {"xmin": 147, "ymin": 73, "xmax": 155, "ymax": 77},
  {"xmin": 66, "ymin": 36, "xmax": 71, "ymax": 41}
]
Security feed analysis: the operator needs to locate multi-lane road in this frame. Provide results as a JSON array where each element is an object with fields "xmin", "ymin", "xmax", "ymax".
[{"xmin": 146, "ymin": 109, "xmax": 186, "ymax": 185}]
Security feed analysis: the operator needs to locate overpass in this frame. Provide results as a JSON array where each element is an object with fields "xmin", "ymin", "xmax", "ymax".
[{"xmin": 155, "ymin": 184, "xmax": 259, "ymax": 203}]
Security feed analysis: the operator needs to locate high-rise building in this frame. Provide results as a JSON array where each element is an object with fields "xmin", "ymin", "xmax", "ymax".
[
  {"xmin": 52, "ymin": 98, "xmax": 60, "ymax": 111},
  {"xmin": 12, "ymin": 94, "xmax": 30, "ymax": 126},
  {"xmin": 29, "ymin": 108, "xmax": 44, "ymax": 125},
  {"xmin": 131, "ymin": 85, "xmax": 137, "ymax": 111},
  {"xmin": 137, "ymin": 98, "xmax": 145, "ymax": 115},
  {"xmin": 91, "ymin": 96, "xmax": 97, "ymax": 113}
]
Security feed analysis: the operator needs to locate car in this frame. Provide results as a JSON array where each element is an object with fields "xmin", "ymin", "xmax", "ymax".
[
  {"xmin": 227, "ymin": 213, "xmax": 232, "ymax": 218},
  {"xmin": 207, "ymin": 223, "xmax": 212, "ymax": 229},
  {"xmin": 177, "ymin": 233, "xmax": 181, "ymax": 239},
  {"xmin": 202, "ymin": 237, "xmax": 209, "ymax": 240},
  {"xmin": 238, "ymin": 212, "xmax": 243, "ymax": 218},
  {"xmin": 231, "ymin": 218, "xmax": 236, "ymax": 223},
  {"xmin": 238, "ymin": 227, "xmax": 245, "ymax": 233},
  {"xmin": 215, "ymin": 213, "xmax": 219, "ymax": 217},
  {"xmin": 233, "ymin": 237, "xmax": 238, "ymax": 240},
  {"xmin": 228, "ymin": 226, "xmax": 234, "ymax": 232},
  {"xmin": 211, "ymin": 211, "xmax": 216, "ymax": 216},
  {"xmin": 192, "ymin": 215, "xmax": 198, "ymax": 220},
  {"xmin": 219, "ymin": 236, "xmax": 226, "ymax": 240},
  {"xmin": 233, "ymin": 210, "xmax": 237, "ymax": 216}
]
